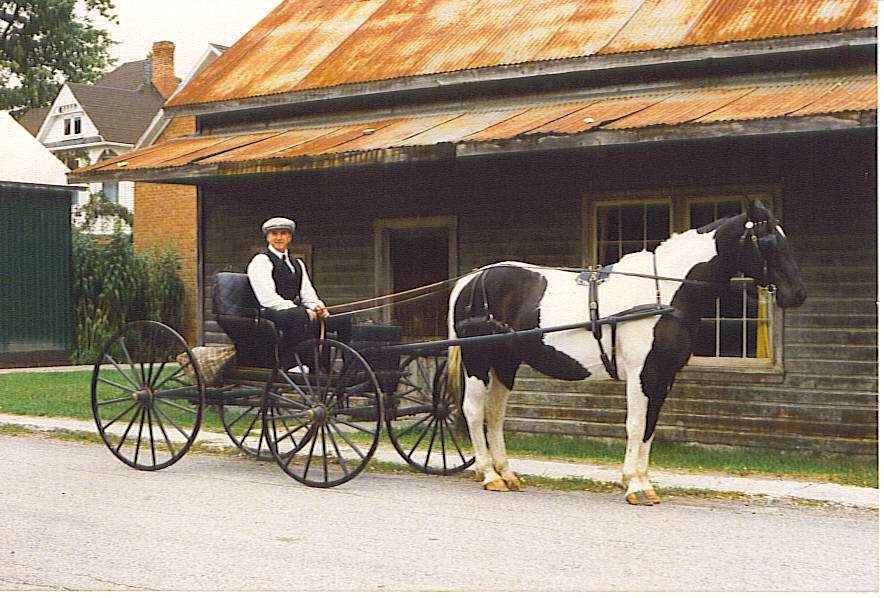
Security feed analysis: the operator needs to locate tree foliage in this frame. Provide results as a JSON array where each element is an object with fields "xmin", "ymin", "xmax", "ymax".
[
  {"xmin": 73, "ymin": 189, "xmax": 134, "ymax": 230},
  {"xmin": 0, "ymin": 0, "xmax": 117, "ymax": 110}
]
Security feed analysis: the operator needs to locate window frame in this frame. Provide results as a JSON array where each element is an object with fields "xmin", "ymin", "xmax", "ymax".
[{"xmin": 582, "ymin": 185, "xmax": 784, "ymax": 377}]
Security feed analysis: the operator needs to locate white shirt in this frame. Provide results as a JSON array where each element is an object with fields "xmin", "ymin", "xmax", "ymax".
[{"xmin": 246, "ymin": 246, "xmax": 325, "ymax": 311}]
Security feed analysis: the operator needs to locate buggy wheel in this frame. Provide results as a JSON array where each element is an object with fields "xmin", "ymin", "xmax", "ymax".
[
  {"xmin": 91, "ymin": 320, "xmax": 204, "ymax": 470},
  {"xmin": 218, "ymin": 384, "xmax": 274, "ymax": 460},
  {"xmin": 263, "ymin": 338, "xmax": 383, "ymax": 487},
  {"xmin": 385, "ymin": 353, "xmax": 474, "ymax": 475}
]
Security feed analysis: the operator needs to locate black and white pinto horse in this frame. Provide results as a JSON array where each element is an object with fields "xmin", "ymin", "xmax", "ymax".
[{"xmin": 448, "ymin": 200, "xmax": 806, "ymax": 505}]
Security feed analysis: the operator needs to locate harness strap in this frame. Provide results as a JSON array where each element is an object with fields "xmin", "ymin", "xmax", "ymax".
[
  {"xmin": 586, "ymin": 252, "xmax": 670, "ymax": 381},
  {"xmin": 586, "ymin": 267, "xmax": 619, "ymax": 380}
]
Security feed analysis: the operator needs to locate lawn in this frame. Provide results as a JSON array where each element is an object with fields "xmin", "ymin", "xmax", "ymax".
[{"xmin": 0, "ymin": 369, "xmax": 876, "ymax": 488}]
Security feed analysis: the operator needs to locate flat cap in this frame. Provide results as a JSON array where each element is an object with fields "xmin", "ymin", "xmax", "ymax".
[{"xmin": 261, "ymin": 217, "xmax": 296, "ymax": 234}]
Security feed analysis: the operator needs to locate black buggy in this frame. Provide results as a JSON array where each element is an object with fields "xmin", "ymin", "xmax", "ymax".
[{"xmin": 90, "ymin": 272, "xmax": 473, "ymax": 488}]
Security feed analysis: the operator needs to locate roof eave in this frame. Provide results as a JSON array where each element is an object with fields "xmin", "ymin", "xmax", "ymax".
[
  {"xmin": 67, "ymin": 110, "xmax": 876, "ymax": 185},
  {"xmin": 162, "ymin": 29, "xmax": 876, "ymax": 120}
]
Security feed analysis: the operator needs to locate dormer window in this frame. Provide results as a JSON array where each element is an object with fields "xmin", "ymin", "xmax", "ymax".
[{"xmin": 64, "ymin": 117, "xmax": 82, "ymax": 136}]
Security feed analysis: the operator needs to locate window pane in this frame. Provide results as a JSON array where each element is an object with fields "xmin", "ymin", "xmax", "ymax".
[
  {"xmin": 596, "ymin": 205, "xmax": 619, "ymax": 244},
  {"xmin": 645, "ymin": 203, "xmax": 670, "ymax": 242},
  {"xmin": 619, "ymin": 204, "xmax": 644, "ymax": 241},
  {"xmin": 102, "ymin": 182, "xmax": 119, "ymax": 203},
  {"xmin": 690, "ymin": 203, "xmax": 715, "ymax": 227},
  {"xmin": 599, "ymin": 242, "xmax": 620, "ymax": 266}
]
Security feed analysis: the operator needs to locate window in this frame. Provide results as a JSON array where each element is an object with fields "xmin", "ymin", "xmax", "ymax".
[
  {"xmin": 63, "ymin": 117, "xmax": 81, "ymax": 136},
  {"xmin": 584, "ymin": 187, "xmax": 779, "ymax": 367},
  {"xmin": 102, "ymin": 182, "xmax": 119, "ymax": 203}
]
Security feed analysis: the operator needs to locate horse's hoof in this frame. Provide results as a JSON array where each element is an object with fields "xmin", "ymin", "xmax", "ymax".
[
  {"xmin": 626, "ymin": 490, "xmax": 656, "ymax": 506},
  {"xmin": 505, "ymin": 478, "xmax": 524, "ymax": 491},
  {"xmin": 484, "ymin": 479, "xmax": 510, "ymax": 491},
  {"xmin": 645, "ymin": 488, "xmax": 662, "ymax": 504}
]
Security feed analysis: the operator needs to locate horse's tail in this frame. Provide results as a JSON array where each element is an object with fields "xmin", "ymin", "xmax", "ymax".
[
  {"xmin": 446, "ymin": 344, "xmax": 464, "ymax": 426},
  {"xmin": 447, "ymin": 273, "xmax": 472, "ymax": 434}
]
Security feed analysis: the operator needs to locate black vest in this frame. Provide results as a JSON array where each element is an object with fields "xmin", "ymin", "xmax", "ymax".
[{"xmin": 262, "ymin": 249, "xmax": 303, "ymax": 303}]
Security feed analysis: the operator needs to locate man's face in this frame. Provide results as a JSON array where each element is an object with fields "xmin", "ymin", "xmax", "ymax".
[{"xmin": 266, "ymin": 229, "xmax": 292, "ymax": 253}]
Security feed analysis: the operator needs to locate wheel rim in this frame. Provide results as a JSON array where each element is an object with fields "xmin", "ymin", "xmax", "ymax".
[
  {"xmin": 91, "ymin": 321, "xmax": 204, "ymax": 470},
  {"xmin": 264, "ymin": 338, "xmax": 383, "ymax": 487},
  {"xmin": 385, "ymin": 353, "xmax": 475, "ymax": 475}
]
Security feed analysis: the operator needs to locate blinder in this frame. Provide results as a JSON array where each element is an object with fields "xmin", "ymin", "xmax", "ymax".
[{"xmin": 740, "ymin": 219, "xmax": 778, "ymax": 292}]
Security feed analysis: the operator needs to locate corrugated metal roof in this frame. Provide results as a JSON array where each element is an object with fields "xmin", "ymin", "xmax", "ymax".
[
  {"xmin": 75, "ymin": 75, "xmax": 874, "ymax": 181},
  {"xmin": 168, "ymin": 0, "xmax": 876, "ymax": 107}
]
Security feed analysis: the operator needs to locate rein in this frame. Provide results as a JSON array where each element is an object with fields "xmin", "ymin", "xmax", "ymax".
[{"xmin": 324, "ymin": 239, "xmax": 775, "ymax": 319}]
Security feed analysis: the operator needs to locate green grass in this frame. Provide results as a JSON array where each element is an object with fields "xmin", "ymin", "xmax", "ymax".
[
  {"xmin": 501, "ymin": 432, "xmax": 878, "ymax": 488},
  {"xmin": 0, "ymin": 369, "xmax": 876, "ymax": 488}
]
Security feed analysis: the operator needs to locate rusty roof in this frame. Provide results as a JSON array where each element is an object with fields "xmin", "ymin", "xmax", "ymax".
[
  {"xmin": 71, "ymin": 74, "xmax": 875, "ymax": 182},
  {"xmin": 167, "ymin": 0, "xmax": 876, "ymax": 108}
]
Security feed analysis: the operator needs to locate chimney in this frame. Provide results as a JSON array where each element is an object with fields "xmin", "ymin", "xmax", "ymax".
[{"xmin": 151, "ymin": 40, "xmax": 177, "ymax": 99}]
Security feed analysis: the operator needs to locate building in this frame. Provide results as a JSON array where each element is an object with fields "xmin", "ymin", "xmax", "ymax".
[
  {"xmin": 70, "ymin": 0, "xmax": 877, "ymax": 454},
  {"xmin": 0, "ymin": 111, "xmax": 80, "ymax": 366},
  {"xmin": 16, "ymin": 41, "xmax": 178, "ymax": 235}
]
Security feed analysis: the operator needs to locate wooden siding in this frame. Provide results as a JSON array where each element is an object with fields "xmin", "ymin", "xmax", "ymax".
[{"xmin": 200, "ymin": 129, "xmax": 876, "ymax": 455}]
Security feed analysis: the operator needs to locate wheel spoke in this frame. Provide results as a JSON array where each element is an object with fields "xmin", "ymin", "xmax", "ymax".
[
  {"xmin": 154, "ymin": 396, "xmax": 199, "ymax": 416},
  {"xmin": 101, "ymin": 400, "xmax": 139, "ymax": 433},
  {"xmin": 327, "ymin": 419, "xmax": 366, "ymax": 460},
  {"xmin": 146, "ymin": 405, "xmax": 158, "ymax": 468},
  {"xmin": 393, "ymin": 412, "xmax": 434, "ymax": 441},
  {"xmin": 153, "ymin": 401, "xmax": 194, "ymax": 440},
  {"xmin": 114, "ymin": 404, "xmax": 142, "ymax": 452},
  {"xmin": 150, "ymin": 404, "xmax": 177, "ymax": 455},
  {"xmin": 441, "ymin": 417, "xmax": 470, "ymax": 462},
  {"xmin": 117, "ymin": 337, "xmax": 141, "ymax": 386},
  {"xmin": 133, "ymin": 407, "xmax": 147, "ymax": 463},
  {"xmin": 152, "ymin": 362, "xmax": 191, "ymax": 391},
  {"xmin": 96, "ymin": 376, "xmax": 137, "ymax": 394},
  {"xmin": 104, "ymin": 354, "xmax": 140, "ymax": 389}
]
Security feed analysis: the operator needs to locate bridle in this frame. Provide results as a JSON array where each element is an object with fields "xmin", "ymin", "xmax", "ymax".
[{"xmin": 740, "ymin": 217, "xmax": 779, "ymax": 293}]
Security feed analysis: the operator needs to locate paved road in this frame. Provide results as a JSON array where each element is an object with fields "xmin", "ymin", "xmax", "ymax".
[{"xmin": 0, "ymin": 435, "xmax": 877, "ymax": 592}]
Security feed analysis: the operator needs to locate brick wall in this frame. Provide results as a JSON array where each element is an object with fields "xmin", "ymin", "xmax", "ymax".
[{"xmin": 133, "ymin": 116, "xmax": 199, "ymax": 345}]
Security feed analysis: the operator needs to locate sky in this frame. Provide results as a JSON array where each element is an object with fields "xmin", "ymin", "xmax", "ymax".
[{"xmin": 98, "ymin": 0, "xmax": 283, "ymax": 77}]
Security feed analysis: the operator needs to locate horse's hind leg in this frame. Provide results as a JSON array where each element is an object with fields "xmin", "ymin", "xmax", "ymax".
[
  {"xmin": 485, "ymin": 370, "xmax": 523, "ymax": 491},
  {"xmin": 462, "ymin": 375, "xmax": 503, "ymax": 490}
]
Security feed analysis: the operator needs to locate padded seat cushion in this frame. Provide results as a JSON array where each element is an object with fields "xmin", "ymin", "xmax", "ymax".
[{"xmin": 213, "ymin": 272, "xmax": 260, "ymax": 317}]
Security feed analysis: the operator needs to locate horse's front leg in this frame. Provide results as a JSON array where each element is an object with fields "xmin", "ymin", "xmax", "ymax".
[
  {"xmin": 462, "ymin": 376, "xmax": 503, "ymax": 490},
  {"xmin": 623, "ymin": 369, "xmax": 660, "ymax": 505},
  {"xmin": 485, "ymin": 371, "xmax": 522, "ymax": 491}
]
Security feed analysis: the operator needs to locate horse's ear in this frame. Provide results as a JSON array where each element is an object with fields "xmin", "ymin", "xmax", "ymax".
[{"xmin": 747, "ymin": 199, "xmax": 769, "ymax": 222}]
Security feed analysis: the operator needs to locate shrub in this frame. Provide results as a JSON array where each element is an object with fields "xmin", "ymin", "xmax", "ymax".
[{"xmin": 71, "ymin": 230, "xmax": 184, "ymax": 364}]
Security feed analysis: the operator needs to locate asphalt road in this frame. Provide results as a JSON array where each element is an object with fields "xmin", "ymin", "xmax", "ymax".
[{"xmin": 0, "ymin": 434, "xmax": 877, "ymax": 592}]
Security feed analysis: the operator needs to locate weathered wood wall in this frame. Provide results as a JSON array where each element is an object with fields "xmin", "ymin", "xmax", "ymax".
[{"xmin": 201, "ymin": 130, "xmax": 877, "ymax": 455}]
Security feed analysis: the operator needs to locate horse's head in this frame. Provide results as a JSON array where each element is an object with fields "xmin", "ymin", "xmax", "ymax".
[{"xmin": 738, "ymin": 200, "xmax": 806, "ymax": 308}]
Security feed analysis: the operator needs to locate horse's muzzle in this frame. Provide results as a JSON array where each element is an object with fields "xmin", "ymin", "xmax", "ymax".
[{"xmin": 775, "ymin": 285, "xmax": 807, "ymax": 308}]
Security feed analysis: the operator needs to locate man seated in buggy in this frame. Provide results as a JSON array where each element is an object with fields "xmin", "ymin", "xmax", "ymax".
[{"xmin": 246, "ymin": 217, "xmax": 351, "ymax": 371}]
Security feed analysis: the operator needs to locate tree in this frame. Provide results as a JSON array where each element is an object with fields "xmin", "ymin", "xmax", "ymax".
[{"xmin": 0, "ymin": 0, "xmax": 117, "ymax": 110}]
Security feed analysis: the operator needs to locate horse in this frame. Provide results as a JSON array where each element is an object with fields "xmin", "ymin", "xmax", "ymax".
[{"xmin": 447, "ymin": 200, "xmax": 806, "ymax": 505}]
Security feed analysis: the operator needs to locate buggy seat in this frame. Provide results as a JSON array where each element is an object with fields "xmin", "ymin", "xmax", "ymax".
[{"xmin": 212, "ymin": 272, "xmax": 279, "ymax": 368}]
